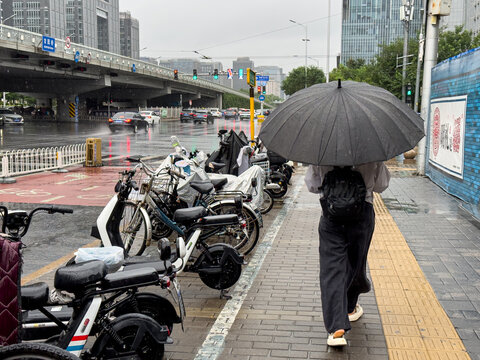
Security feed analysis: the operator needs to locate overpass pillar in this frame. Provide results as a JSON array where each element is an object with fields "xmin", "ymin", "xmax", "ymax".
[
  {"xmin": 56, "ymin": 95, "xmax": 78, "ymax": 122},
  {"xmin": 216, "ymin": 94, "xmax": 222, "ymax": 109}
]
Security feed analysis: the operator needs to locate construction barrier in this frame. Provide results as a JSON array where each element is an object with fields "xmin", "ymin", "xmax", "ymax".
[{"xmin": 85, "ymin": 138, "xmax": 102, "ymax": 167}]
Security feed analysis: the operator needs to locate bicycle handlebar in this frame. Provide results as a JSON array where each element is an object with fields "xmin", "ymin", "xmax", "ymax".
[{"xmin": 169, "ymin": 168, "xmax": 186, "ymax": 180}]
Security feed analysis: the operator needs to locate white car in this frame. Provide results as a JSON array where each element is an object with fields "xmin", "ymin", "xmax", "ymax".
[
  {"xmin": 210, "ymin": 108, "xmax": 222, "ymax": 117},
  {"xmin": 140, "ymin": 110, "xmax": 161, "ymax": 125},
  {"xmin": 0, "ymin": 108, "xmax": 24, "ymax": 125}
]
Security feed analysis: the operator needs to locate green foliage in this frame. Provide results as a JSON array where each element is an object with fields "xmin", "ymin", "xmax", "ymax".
[
  {"xmin": 281, "ymin": 66, "xmax": 326, "ymax": 96},
  {"xmin": 5, "ymin": 93, "xmax": 36, "ymax": 106},
  {"xmin": 438, "ymin": 25, "xmax": 480, "ymax": 62},
  {"xmin": 223, "ymin": 92, "xmax": 252, "ymax": 109}
]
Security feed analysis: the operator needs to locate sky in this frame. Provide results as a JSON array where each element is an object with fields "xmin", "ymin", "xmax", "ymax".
[{"xmin": 118, "ymin": 0, "xmax": 343, "ymax": 76}]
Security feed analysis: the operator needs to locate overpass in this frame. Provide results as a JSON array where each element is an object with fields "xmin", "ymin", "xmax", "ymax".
[{"xmin": 0, "ymin": 24, "xmax": 255, "ymax": 120}]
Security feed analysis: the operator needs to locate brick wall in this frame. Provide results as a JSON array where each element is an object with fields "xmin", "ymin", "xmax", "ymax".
[{"xmin": 426, "ymin": 47, "xmax": 480, "ymax": 207}]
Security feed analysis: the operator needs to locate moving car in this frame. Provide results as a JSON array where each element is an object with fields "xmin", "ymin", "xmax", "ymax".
[
  {"xmin": 108, "ymin": 112, "xmax": 148, "ymax": 133},
  {"xmin": 180, "ymin": 109, "xmax": 196, "ymax": 122},
  {"xmin": 210, "ymin": 108, "xmax": 222, "ymax": 117},
  {"xmin": 194, "ymin": 109, "xmax": 214, "ymax": 124},
  {"xmin": 140, "ymin": 110, "xmax": 161, "ymax": 125},
  {"xmin": 224, "ymin": 108, "xmax": 238, "ymax": 119},
  {"xmin": 239, "ymin": 108, "xmax": 250, "ymax": 120},
  {"xmin": 0, "ymin": 108, "xmax": 24, "ymax": 125}
]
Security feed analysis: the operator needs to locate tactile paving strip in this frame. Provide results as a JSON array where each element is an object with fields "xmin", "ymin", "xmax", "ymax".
[{"xmin": 370, "ymin": 194, "xmax": 471, "ymax": 360}]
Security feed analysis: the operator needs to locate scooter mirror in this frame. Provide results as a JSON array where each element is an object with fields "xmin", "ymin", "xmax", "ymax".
[{"xmin": 157, "ymin": 238, "xmax": 172, "ymax": 261}]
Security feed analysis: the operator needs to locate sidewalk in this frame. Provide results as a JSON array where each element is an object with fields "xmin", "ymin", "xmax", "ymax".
[{"xmin": 19, "ymin": 163, "xmax": 480, "ymax": 359}]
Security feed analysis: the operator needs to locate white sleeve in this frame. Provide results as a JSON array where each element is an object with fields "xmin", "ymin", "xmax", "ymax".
[
  {"xmin": 372, "ymin": 162, "xmax": 390, "ymax": 193},
  {"xmin": 304, "ymin": 165, "xmax": 324, "ymax": 194}
]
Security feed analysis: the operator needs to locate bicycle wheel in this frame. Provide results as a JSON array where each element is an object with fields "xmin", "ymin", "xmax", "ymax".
[
  {"xmin": 120, "ymin": 202, "xmax": 148, "ymax": 256},
  {"xmin": 209, "ymin": 203, "xmax": 260, "ymax": 256},
  {"xmin": 260, "ymin": 189, "xmax": 274, "ymax": 215},
  {"xmin": 0, "ymin": 343, "xmax": 80, "ymax": 360}
]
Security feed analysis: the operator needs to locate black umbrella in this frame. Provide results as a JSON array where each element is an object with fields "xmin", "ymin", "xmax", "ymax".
[{"xmin": 258, "ymin": 80, "xmax": 425, "ymax": 166}]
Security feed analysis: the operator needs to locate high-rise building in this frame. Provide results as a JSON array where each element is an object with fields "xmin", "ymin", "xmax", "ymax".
[
  {"xmin": 232, "ymin": 57, "xmax": 254, "ymax": 91},
  {"xmin": 466, "ymin": 0, "xmax": 480, "ymax": 37},
  {"xmin": 440, "ymin": 0, "xmax": 467, "ymax": 31},
  {"xmin": 341, "ymin": 0, "xmax": 422, "ymax": 64},
  {"xmin": 3, "ymin": 0, "xmax": 65, "ymax": 38},
  {"xmin": 255, "ymin": 65, "xmax": 286, "ymax": 98},
  {"xmin": 120, "ymin": 11, "xmax": 139, "ymax": 59}
]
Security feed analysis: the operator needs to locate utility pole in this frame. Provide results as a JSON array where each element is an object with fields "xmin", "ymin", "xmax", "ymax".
[
  {"xmin": 417, "ymin": 0, "xmax": 440, "ymax": 175},
  {"xmin": 401, "ymin": 0, "xmax": 414, "ymax": 102},
  {"xmin": 414, "ymin": 0, "xmax": 427, "ymax": 113},
  {"xmin": 326, "ymin": 0, "xmax": 331, "ymax": 82}
]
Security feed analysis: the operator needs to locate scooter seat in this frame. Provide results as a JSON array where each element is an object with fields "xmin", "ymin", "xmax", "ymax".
[
  {"xmin": 123, "ymin": 257, "xmax": 173, "ymax": 274},
  {"xmin": 173, "ymin": 206, "xmax": 208, "ymax": 223},
  {"xmin": 54, "ymin": 260, "xmax": 107, "ymax": 294},
  {"xmin": 190, "ymin": 182, "xmax": 214, "ymax": 194},
  {"xmin": 101, "ymin": 267, "xmax": 158, "ymax": 290},
  {"xmin": 21, "ymin": 282, "xmax": 49, "ymax": 310},
  {"xmin": 199, "ymin": 214, "xmax": 239, "ymax": 226}
]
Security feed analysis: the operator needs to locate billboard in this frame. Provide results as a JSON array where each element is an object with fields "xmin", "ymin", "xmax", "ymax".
[{"xmin": 428, "ymin": 95, "xmax": 467, "ymax": 178}]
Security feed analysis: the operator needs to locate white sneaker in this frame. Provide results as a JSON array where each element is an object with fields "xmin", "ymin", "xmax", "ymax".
[
  {"xmin": 348, "ymin": 304, "xmax": 364, "ymax": 322},
  {"xmin": 327, "ymin": 330, "xmax": 347, "ymax": 347}
]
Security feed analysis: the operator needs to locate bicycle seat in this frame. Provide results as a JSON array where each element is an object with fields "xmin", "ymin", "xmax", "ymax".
[
  {"xmin": 173, "ymin": 206, "xmax": 208, "ymax": 224},
  {"xmin": 190, "ymin": 181, "xmax": 214, "ymax": 194},
  {"xmin": 211, "ymin": 178, "xmax": 228, "ymax": 190},
  {"xmin": 54, "ymin": 260, "xmax": 107, "ymax": 294},
  {"xmin": 21, "ymin": 282, "xmax": 49, "ymax": 310}
]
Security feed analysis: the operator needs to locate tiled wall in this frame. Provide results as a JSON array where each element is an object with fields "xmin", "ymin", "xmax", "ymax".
[{"xmin": 426, "ymin": 47, "xmax": 480, "ymax": 207}]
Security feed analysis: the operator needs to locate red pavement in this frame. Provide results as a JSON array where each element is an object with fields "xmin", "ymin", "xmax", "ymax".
[{"xmin": 0, "ymin": 166, "xmax": 123, "ymax": 206}]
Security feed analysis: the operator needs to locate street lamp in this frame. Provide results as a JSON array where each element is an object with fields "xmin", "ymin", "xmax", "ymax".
[{"xmin": 290, "ymin": 19, "xmax": 309, "ymax": 88}]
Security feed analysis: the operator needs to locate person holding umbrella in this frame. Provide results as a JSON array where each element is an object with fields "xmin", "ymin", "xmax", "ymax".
[{"xmin": 258, "ymin": 80, "xmax": 425, "ymax": 346}]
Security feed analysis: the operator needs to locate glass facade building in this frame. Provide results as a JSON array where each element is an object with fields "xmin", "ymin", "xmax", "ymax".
[
  {"xmin": 341, "ymin": 0, "xmax": 422, "ymax": 64},
  {"xmin": 120, "ymin": 11, "xmax": 139, "ymax": 59}
]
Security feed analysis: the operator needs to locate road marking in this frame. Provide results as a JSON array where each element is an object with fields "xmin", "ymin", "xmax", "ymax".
[
  {"xmin": 81, "ymin": 186, "xmax": 100, "ymax": 191},
  {"xmin": 22, "ymin": 239, "xmax": 100, "ymax": 285},
  {"xmin": 41, "ymin": 196, "xmax": 65, "ymax": 203},
  {"xmin": 371, "ymin": 194, "xmax": 471, "ymax": 360},
  {"xmin": 194, "ymin": 176, "xmax": 304, "ymax": 360},
  {"xmin": 55, "ymin": 174, "xmax": 89, "ymax": 185}
]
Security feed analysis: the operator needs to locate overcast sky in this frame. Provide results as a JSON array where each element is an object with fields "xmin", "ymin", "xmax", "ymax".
[{"xmin": 119, "ymin": 0, "xmax": 343, "ymax": 75}]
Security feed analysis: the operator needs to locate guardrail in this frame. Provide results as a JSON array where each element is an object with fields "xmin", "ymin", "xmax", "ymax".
[
  {"xmin": 0, "ymin": 24, "xmax": 251, "ymax": 100},
  {"xmin": 0, "ymin": 144, "xmax": 86, "ymax": 180}
]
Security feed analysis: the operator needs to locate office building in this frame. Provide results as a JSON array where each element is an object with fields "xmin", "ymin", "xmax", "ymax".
[
  {"xmin": 466, "ymin": 0, "xmax": 480, "ymax": 36},
  {"xmin": 120, "ymin": 11, "xmax": 139, "ymax": 59},
  {"xmin": 3, "ymin": 0, "xmax": 65, "ymax": 38},
  {"xmin": 231, "ymin": 57, "xmax": 254, "ymax": 91},
  {"xmin": 440, "ymin": 0, "xmax": 467, "ymax": 31},
  {"xmin": 341, "ymin": 0, "xmax": 422, "ymax": 64},
  {"xmin": 256, "ymin": 65, "xmax": 286, "ymax": 98}
]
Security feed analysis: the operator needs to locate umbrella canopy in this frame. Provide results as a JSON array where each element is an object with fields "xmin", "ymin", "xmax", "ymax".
[{"xmin": 258, "ymin": 80, "xmax": 425, "ymax": 166}]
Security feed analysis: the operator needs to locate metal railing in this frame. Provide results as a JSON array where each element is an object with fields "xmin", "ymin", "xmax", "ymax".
[
  {"xmin": 1, "ymin": 144, "xmax": 86, "ymax": 178},
  {"xmin": 0, "ymin": 24, "xmax": 251, "ymax": 100}
]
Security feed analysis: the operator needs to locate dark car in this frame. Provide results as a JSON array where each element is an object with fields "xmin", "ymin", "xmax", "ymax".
[
  {"xmin": 194, "ymin": 109, "xmax": 214, "ymax": 124},
  {"xmin": 224, "ymin": 108, "xmax": 238, "ymax": 119},
  {"xmin": 108, "ymin": 112, "xmax": 148, "ymax": 133},
  {"xmin": 180, "ymin": 109, "xmax": 196, "ymax": 122}
]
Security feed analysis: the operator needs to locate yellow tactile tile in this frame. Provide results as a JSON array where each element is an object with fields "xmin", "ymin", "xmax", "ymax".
[{"xmin": 369, "ymin": 194, "xmax": 471, "ymax": 360}]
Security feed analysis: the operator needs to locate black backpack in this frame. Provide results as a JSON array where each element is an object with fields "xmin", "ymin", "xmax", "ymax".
[{"xmin": 320, "ymin": 166, "xmax": 367, "ymax": 220}]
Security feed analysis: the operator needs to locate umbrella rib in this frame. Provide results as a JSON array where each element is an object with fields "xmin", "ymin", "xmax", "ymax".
[
  {"xmin": 316, "ymin": 92, "xmax": 339, "ymax": 164},
  {"xmin": 339, "ymin": 89, "xmax": 355, "ymax": 165}
]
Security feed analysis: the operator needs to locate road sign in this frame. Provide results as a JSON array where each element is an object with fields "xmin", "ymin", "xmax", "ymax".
[
  {"xmin": 65, "ymin": 36, "xmax": 71, "ymax": 49},
  {"xmin": 42, "ymin": 36, "xmax": 55, "ymax": 53},
  {"xmin": 247, "ymin": 68, "xmax": 256, "ymax": 87},
  {"xmin": 132, "ymin": 64, "xmax": 136, "ymax": 72},
  {"xmin": 259, "ymin": 95, "xmax": 265, "ymax": 101},
  {"xmin": 256, "ymin": 75, "xmax": 269, "ymax": 82},
  {"xmin": 75, "ymin": 96, "xmax": 79, "ymax": 105},
  {"xmin": 74, "ymin": 51, "xmax": 80, "ymax": 63},
  {"xmin": 227, "ymin": 68, "xmax": 233, "ymax": 79}
]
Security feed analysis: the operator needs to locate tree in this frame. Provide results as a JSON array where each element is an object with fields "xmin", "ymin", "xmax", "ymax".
[
  {"xmin": 438, "ymin": 25, "xmax": 480, "ymax": 62},
  {"xmin": 281, "ymin": 66, "xmax": 326, "ymax": 96}
]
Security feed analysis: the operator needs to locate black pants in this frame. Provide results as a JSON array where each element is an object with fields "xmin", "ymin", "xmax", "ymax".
[{"xmin": 318, "ymin": 202, "xmax": 375, "ymax": 333}]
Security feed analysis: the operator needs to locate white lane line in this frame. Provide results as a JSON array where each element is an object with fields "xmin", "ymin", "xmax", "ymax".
[
  {"xmin": 40, "ymin": 196, "xmax": 65, "ymax": 203},
  {"xmin": 81, "ymin": 186, "xmax": 100, "ymax": 191},
  {"xmin": 194, "ymin": 176, "xmax": 304, "ymax": 360}
]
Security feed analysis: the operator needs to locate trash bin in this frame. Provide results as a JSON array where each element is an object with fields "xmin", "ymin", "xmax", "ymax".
[{"xmin": 85, "ymin": 138, "xmax": 102, "ymax": 167}]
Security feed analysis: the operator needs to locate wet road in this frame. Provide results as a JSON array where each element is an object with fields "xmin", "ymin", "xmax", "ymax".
[{"xmin": 0, "ymin": 118, "xmax": 258, "ymax": 157}]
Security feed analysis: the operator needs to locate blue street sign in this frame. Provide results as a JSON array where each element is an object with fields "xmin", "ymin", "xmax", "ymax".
[
  {"xmin": 259, "ymin": 95, "xmax": 265, "ymax": 101},
  {"xmin": 132, "ymin": 64, "xmax": 136, "ymax": 72},
  {"xmin": 256, "ymin": 75, "xmax": 269, "ymax": 82},
  {"xmin": 42, "ymin": 36, "xmax": 55, "ymax": 52},
  {"xmin": 74, "ymin": 51, "xmax": 80, "ymax": 63},
  {"xmin": 75, "ymin": 96, "xmax": 79, "ymax": 105}
]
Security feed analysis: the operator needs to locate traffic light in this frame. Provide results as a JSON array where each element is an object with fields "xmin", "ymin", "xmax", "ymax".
[
  {"xmin": 262, "ymin": 86, "xmax": 266, "ymax": 95},
  {"xmin": 213, "ymin": 69, "xmax": 219, "ymax": 79},
  {"xmin": 257, "ymin": 86, "xmax": 261, "ymax": 94},
  {"xmin": 193, "ymin": 69, "xmax": 198, "ymax": 80},
  {"xmin": 405, "ymin": 84, "xmax": 413, "ymax": 104},
  {"xmin": 238, "ymin": 68, "xmax": 244, "ymax": 79},
  {"xmin": 174, "ymin": 69, "xmax": 178, "ymax": 80}
]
